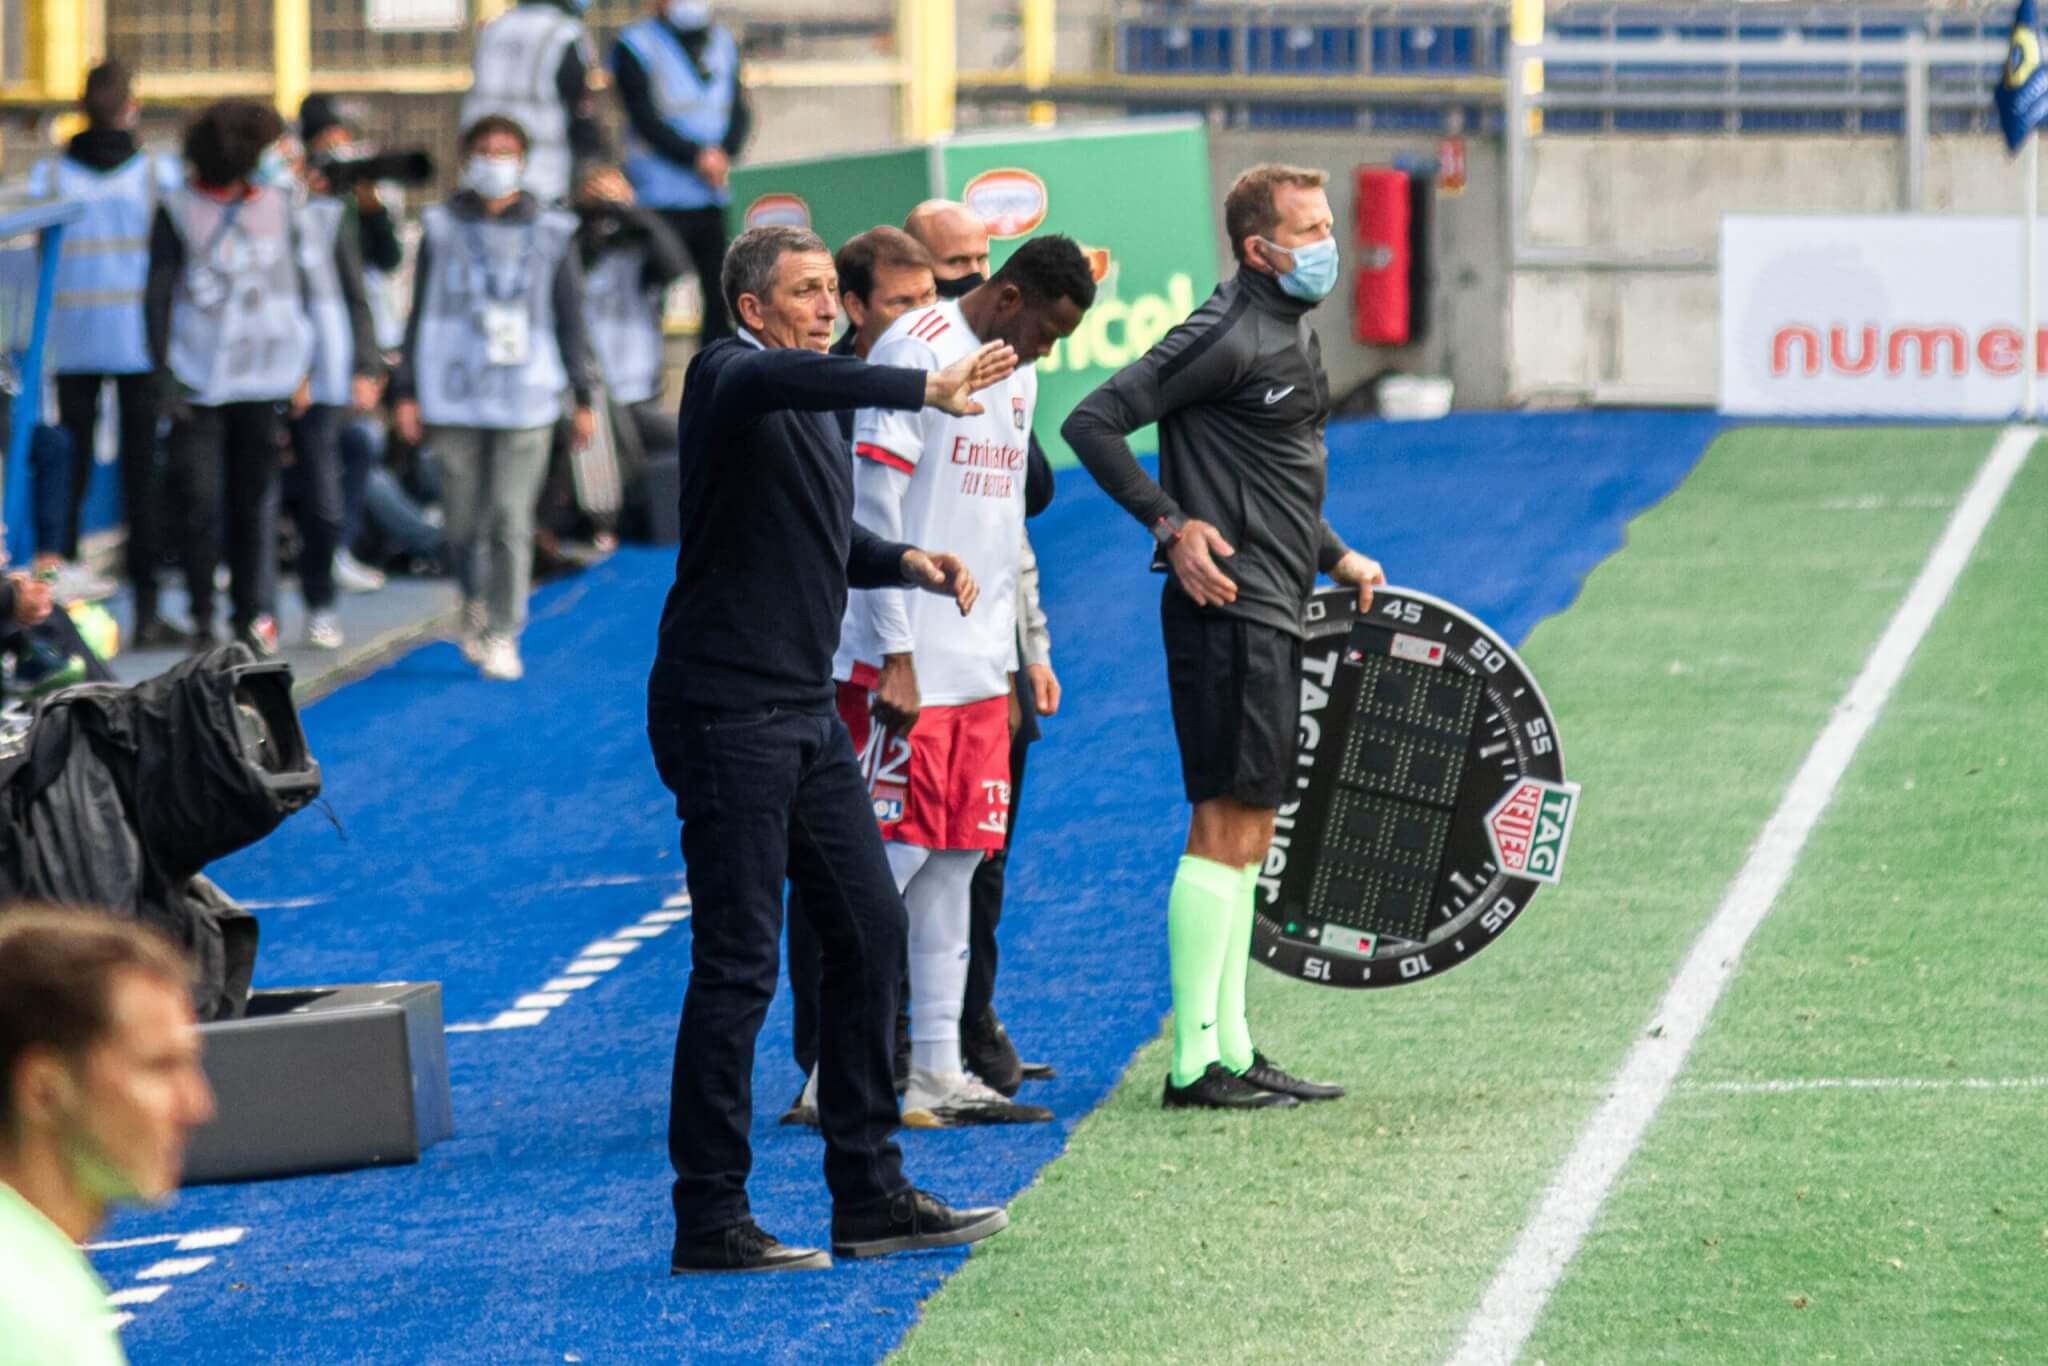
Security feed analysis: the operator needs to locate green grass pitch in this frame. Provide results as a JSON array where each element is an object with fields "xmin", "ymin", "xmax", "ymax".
[{"xmin": 895, "ymin": 425, "xmax": 2045, "ymax": 1364}]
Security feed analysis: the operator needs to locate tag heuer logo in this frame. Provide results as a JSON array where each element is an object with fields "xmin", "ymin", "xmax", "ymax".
[{"xmin": 1485, "ymin": 778, "xmax": 1580, "ymax": 884}]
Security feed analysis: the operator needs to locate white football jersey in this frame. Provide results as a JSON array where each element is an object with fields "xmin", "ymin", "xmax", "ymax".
[{"xmin": 835, "ymin": 301, "xmax": 1033, "ymax": 705}]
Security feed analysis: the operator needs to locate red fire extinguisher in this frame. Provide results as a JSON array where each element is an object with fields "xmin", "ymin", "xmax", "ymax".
[{"xmin": 1353, "ymin": 167, "xmax": 1411, "ymax": 346}]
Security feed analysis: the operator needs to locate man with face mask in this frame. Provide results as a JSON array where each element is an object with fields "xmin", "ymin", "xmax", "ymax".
[
  {"xmin": 609, "ymin": 0, "xmax": 752, "ymax": 343},
  {"xmin": 0, "ymin": 909, "xmax": 215, "ymax": 1364},
  {"xmin": 461, "ymin": 0, "xmax": 606, "ymax": 205},
  {"xmin": 391, "ymin": 116, "xmax": 598, "ymax": 682},
  {"xmin": 900, "ymin": 199, "xmax": 1059, "ymax": 1099},
  {"xmin": 832, "ymin": 236, "xmax": 1096, "ymax": 1128},
  {"xmin": 1063, "ymin": 164, "xmax": 1386, "ymax": 1112}
]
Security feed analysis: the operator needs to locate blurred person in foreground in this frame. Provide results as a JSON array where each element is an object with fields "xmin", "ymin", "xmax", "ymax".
[
  {"xmin": 392, "ymin": 116, "xmax": 596, "ymax": 682},
  {"xmin": 27, "ymin": 60, "xmax": 182, "ymax": 632},
  {"xmin": 0, "ymin": 909, "xmax": 215, "ymax": 1366},
  {"xmin": 648, "ymin": 224, "xmax": 1011, "ymax": 1271}
]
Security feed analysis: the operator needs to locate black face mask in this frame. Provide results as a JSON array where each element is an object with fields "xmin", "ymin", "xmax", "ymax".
[{"xmin": 933, "ymin": 271, "xmax": 983, "ymax": 300}]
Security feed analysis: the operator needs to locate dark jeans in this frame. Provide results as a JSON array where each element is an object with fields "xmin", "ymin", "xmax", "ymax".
[
  {"xmin": 53, "ymin": 372, "xmax": 161, "ymax": 601},
  {"xmin": 649, "ymin": 702, "xmax": 909, "ymax": 1238},
  {"xmin": 168, "ymin": 399, "xmax": 285, "ymax": 633},
  {"xmin": 287, "ymin": 405, "xmax": 345, "ymax": 610},
  {"xmin": 658, "ymin": 206, "xmax": 733, "ymax": 343},
  {"xmin": 28, "ymin": 424, "xmax": 72, "ymax": 556},
  {"xmin": 338, "ymin": 416, "xmax": 382, "ymax": 552}
]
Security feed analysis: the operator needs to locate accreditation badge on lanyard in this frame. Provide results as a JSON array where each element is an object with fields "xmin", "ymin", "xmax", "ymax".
[{"xmin": 467, "ymin": 220, "xmax": 534, "ymax": 367}]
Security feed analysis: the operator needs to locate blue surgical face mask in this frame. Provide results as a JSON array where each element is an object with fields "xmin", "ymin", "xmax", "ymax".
[
  {"xmin": 1261, "ymin": 234, "xmax": 1340, "ymax": 302},
  {"xmin": 255, "ymin": 145, "xmax": 294, "ymax": 189},
  {"xmin": 666, "ymin": 0, "xmax": 711, "ymax": 28}
]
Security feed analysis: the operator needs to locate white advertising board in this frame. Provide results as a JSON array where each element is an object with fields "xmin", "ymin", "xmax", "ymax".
[{"xmin": 1720, "ymin": 215, "xmax": 2042, "ymax": 417}]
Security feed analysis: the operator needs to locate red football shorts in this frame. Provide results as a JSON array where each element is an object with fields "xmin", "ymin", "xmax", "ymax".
[{"xmin": 839, "ymin": 666, "xmax": 1011, "ymax": 851}]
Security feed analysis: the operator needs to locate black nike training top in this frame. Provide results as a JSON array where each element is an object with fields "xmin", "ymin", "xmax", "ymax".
[{"xmin": 1061, "ymin": 266, "xmax": 1352, "ymax": 638}]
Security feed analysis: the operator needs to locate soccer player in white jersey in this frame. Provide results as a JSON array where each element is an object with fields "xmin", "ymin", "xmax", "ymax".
[{"xmin": 836, "ymin": 236, "xmax": 1096, "ymax": 1127}]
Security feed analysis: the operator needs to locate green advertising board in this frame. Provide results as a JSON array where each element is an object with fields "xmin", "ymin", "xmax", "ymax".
[{"xmin": 725, "ymin": 118, "xmax": 1217, "ymax": 466}]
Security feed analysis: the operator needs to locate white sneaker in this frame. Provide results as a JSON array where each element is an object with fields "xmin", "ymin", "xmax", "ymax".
[
  {"xmin": 304, "ymin": 610, "xmax": 344, "ymax": 650},
  {"xmin": 457, "ymin": 601, "xmax": 486, "ymax": 665},
  {"xmin": 478, "ymin": 633, "xmax": 523, "ymax": 681},
  {"xmin": 900, "ymin": 1066, "xmax": 1053, "ymax": 1129},
  {"xmin": 332, "ymin": 550, "xmax": 386, "ymax": 594}
]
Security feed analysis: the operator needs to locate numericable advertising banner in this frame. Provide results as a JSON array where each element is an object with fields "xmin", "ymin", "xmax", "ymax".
[
  {"xmin": 1720, "ymin": 215, "xmax": 2045, "ymax": 417},
  {"xmin": 727, "ymin": 118, "xmax": 1217, "ymax": 465}
]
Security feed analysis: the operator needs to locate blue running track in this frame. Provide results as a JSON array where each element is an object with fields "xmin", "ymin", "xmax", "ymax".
[{"xmin": 93, "ymin": 411, "xmax": 1721, "ymax": 1364}]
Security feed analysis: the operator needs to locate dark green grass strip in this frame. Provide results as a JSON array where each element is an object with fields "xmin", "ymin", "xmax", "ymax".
[
  {"xmin": 1525, "ymin": 434, "xmax": 2048, "ymax": 1365},
  {"xmin": 895, "ymin": 427, "xmax": 1998, "ymax": 1365}
]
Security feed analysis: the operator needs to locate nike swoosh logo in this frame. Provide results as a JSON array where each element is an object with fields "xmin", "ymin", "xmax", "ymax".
[
  {"xmin": 1200, "ymin": 1021, "xmax": 1215, "ymax": 1030},
  {"xmin": 1263, "ymin": 386, "xmax": 1295, "ymax": 405}
]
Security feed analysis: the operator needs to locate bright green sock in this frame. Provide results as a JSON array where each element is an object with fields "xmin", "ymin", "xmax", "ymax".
[
  {"xmin": 1167, "ymin": 855, "xmax": 1241, "ymax": 1087},
  {"xmin": 1214, "ymin": 864, "xmax": 1259, "ymax": 1073}
]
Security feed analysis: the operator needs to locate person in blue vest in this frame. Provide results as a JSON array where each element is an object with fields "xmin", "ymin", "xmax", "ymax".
[
  {"xmin": 462, "ymin": 0, "xmax": 607, "ymax": 206},
  {"xmin": 391, "ymin": 115, "xmax": 597, "ymax": 683},
  {"xmin": 27, "ymin": 61, "xmax": 185, "ymax": 645},
  {"xmin": 284, "ymin": 133, "xmax": 385, "ymax": 651},
  {"xmin": 144, "ymin": 101, "xmax": 315, "ymax": 657},
  {"xmin": 609, "ymin": 0, "xmax": 752, "ymax": 343}
]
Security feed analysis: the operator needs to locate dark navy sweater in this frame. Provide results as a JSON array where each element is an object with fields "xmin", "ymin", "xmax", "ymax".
[{"xmin": 649, "ymin": 337, "xmax": 926, "ymax": 712}]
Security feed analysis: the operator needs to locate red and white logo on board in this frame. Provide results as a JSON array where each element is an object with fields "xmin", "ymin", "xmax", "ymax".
[
  {"xmin": 963, "ymin": 168, "xmax": 1048, "ymax": 239},
  {"xmin": 742, "ymin": 193, "xmax": 811, "ymax": 229}
]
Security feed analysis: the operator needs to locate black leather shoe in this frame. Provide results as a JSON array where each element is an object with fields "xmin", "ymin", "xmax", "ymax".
[
  {"xmin": 1239, "ymin": 1051, "xmax": 1345, "ymax": 1101},
  {"xmin": 831, "ymin": 1188, "xmax": 1008, "ymax": 1260},
  {"xmin": 1018, "ymin": 1059, "xmax": 1057, "ymax": 1081},
  {"xmin": 671, "ymin": 1220, "xmax": 830, "ymax": 1274},
  {"xmin": 1162, "ymin": 1061, "xmax": 1298, "ymax": 1110},
  {"xmin": 962, "ymin": 1007, "xmax": 1025, "ymax": 1096}
]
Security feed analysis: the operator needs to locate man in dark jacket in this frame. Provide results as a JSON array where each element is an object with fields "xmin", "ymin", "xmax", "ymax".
[
  {"xmin": 649, "ymin": 223, "xmax": 1016, "ymax": 1273},
  {"xmin": 1063, "ymin": 163, "xmax": 1386, "ymax": 1112}
]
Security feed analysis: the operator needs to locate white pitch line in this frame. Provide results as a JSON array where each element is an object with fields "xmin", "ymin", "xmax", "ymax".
[
  {"xmin": 107, "ymin": 1285, "xmax": 171, "ymax": 1306},
  {"xmin": 1683, "ymin": 1075, "xmax": 2048, "ymax": 1096},
  {"xmin": 136, "ymin": 1255, "xmax": 215, "ymax": 1279},
  {"xmin": 87, "ymin": 1227, "xmax": 245, "ymax": 1253},
  {"xmin": 1447, "ymin": 425, "xmax": 2035, "ymax": 1366}
]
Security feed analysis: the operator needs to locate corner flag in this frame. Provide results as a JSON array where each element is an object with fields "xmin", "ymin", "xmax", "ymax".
[{"xmin": 1997, "ymin": 0, "xmax": 2048, "ymax": 151}]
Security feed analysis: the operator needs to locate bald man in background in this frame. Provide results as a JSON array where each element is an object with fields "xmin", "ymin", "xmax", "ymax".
[{"xmin": 902, "ymin": 201, "xmax": 1058, "ymax": 1097}]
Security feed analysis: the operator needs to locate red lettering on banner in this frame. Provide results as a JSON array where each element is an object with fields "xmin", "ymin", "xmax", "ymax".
[
  {"xmin": 1886, "ymin": 326, "xmax": 1967, "ymax": 376},
  {"xmin": 1978, "ymin": 327, "xmax": 2023, "ymax": 376},
  {"xmin": 1828, "ymin": 325, "xmax": 1879, "ymax": 376},
  {"xmin": 1769, "ymin": 322, "xmax": 2048, "ymax": 380},
  {"xmin": 1770, "ymin": 326, "xmax": 1821, "ymax": 377}
]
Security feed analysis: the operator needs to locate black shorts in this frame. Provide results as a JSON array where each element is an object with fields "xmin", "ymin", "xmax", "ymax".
[{"xmin": 1160, "ymin": 586, "xmax": 1303, "ymax": 809}]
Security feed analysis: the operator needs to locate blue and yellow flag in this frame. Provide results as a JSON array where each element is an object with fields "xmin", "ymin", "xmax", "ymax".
[{"xmin": 1997, "ymin": 0, "xmax": 2048, "ymax": 151}]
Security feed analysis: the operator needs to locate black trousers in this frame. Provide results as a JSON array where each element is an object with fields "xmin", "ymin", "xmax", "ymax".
[
  {"xmin": 658, "ymin": 206, "xmax": 733, "ymax": 343},
  {"xmin": 788, "ymin": 710, "xmax": 1035, "ymax": 1075},
  {"xmin": 168, "ymin": 400, "xmax": 286, "ymax": 634},
  {"xmin": 649, "ymin": 703, "xmax": 909, "ymax": 1238},
  {"xmin": 286, "ymin": 405, "xmax": 345, "ymax": 611},
  {"xmin": 53, "ymin": 372, "xmax": 161, "ymax": 599}
]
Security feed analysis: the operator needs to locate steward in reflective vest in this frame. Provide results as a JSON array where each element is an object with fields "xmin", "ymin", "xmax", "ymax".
[
  {"xmin": 145, "ymin": 100, "xmax": 315, "ymax": 656},
  {"xmin": 610, "ymin": 1, "xmax": 752, "ymax": 342},
  {"xmin": 461, "ymin": 0, "xmax": 604, "ymax": 205},
  {"xmin": 28, "ymin": 59, "xmax": 185, "ymax": 640},
  {"xmin": 391, "ymin": 116, "xmax": 597, "ymax": 682},
  {"xmin": 288, "ymin": 169, "xmax": 383, "ymax": 650}
]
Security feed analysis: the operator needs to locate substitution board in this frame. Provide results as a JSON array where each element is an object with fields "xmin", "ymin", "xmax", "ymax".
[{"xmin": 1256, "ymin": 586, "xmax": 1579, "ymax": 989}]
